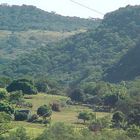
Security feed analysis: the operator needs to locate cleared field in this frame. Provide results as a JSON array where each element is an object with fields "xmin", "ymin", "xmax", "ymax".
[
  {"xmin": 11, "ymin": 93, "xmax": 111, "ymax": 138},
  {"xmin": 24, "ymin": 93, "xmax": 110, "ymax": 123}
]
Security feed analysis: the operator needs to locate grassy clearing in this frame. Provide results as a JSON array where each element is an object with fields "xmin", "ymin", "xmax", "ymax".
[
  {"xmin": 12, "ymin": 93, "xmax": 111, "ymax": 138},
  {"xmin": 24, "ymin": 93, "xmax": 110, "ymax": 124},
  {"xmin": 24, "ymin": 93, "xmax": 68, "ymax": 113}
]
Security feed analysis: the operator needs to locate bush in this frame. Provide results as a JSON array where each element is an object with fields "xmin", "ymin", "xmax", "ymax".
[
  {"xmin": 9, "ymin": 90, "xmax": 24, "ymax": 104},
  {"xmin": 0, "ymin": 88, "xmax": 8, "ymax": 100},
  {"xmin": 51, "ymin": 102, "xmax": 61, "ymax": 112},
  {"xmin": 28, "ymin": 114, "xmax": 38, "ymax": 122},
  {"xmin": 112, "ymin": 111, "xmax": 125, "ymax": 128},
  {"xmin": 78, "ymin": 111, "xmax": 95, "ymax": 123},
  {"xmin": 126, "ymin": 125, "xmax": 140, "ymax": 138},
  {"xmin": 0, "ymin": 112, "xmax": 12, "ymax": 123},
  {"xmin": 0, "ymin": 102, "xmax": 14, "ymax": 115},
  {"xmin": 14, "ymin": 112, "xmax": 28, "ymax": 121},
  {"xmin": 68, "ymin": 88, "xmax": 85, "ymax": 102},
  {"xmin": 37, "ymin": 105, "xmax": 52, "ymax": 120},
  {"xmin": 7, "ymin": 79, "xmax": 37, "ymax": 95},
  {"xmin": 8, "ymin": 127, "xmax": 30, "ymax": 140}
]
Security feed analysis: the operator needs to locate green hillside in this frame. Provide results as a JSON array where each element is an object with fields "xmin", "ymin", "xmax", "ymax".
[
  {"xmin": 105, "ymin": 39, "xmax": 140, "ymax": 82},
  {"xmin": 0, "ymin": 4, "xmax": 100, "ymax": 31},
  {"xmin": 0, "ymin": 4, "xmax": 100, "ymax": 81},
  {"xmin": 2, "ymin": 5, "xmax": 140, "ymax": 86},
  {"xmin": 0, "ymin": 4, "xmax": 140, "ymax": 140}
]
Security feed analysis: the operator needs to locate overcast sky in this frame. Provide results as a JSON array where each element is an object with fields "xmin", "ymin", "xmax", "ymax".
[{"xmin": 0, "ymin": 0, "xmax": 140, "ymax": 18}]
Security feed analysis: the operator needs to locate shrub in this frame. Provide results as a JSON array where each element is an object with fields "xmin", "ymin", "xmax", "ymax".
[
  {"xmin": 9, "ymin": 90, "xmax": 24, "ymax": 104},
  {"xmin": 112, "ymin": 111, "xmax": 125, "ymax": 128},
  {"xmin": 0, "ymin": 102, "xmax": 14, "ymax": 115},
  {"xmin": 68, "ymin": 88, "xmax": 85, "ymax": 102},
  {"xmin": 126, "ymin": 125, "xmax": 140, "ymax": 138},
  {"xmin": 78, "ymin": 111, "xmax": 95, "ymax": 123},
  {"xmin": 8, "ymin": 127, "xmax": 30, "ymax": 140},
  {"xmin": 0, "ymin": 88, "xmax": 8, "ymax": 100},
  {"xmin": 51, "ymin": 102, "xmax": 61, "ymax": 112},
  {"xmin": 37, "ymin": 105, "xmax": 52, "ymax": 120},
  {"xmin": 28, "ymin": 114, "xmax": 38, "ymax": 122},
  {"xmin": 14, "ymin": 112, "xmax": 28, "ymax": 121},
  {"xmin": 7, "ymin": 79, "xmax": 37, "ymax": 95},
  {"xmin": 0, "ymin": 112, "xmax": 12, "ymax": 123}
]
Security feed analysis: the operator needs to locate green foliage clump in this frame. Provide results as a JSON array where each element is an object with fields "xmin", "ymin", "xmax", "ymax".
[
  {"xmin": 126, "ymin": 125, "xmax": 140, "ymax": 138},
  {"xmin": 14, "ymin": 111, "xmax": 28, "ymax": 121},
  {"xmin": 78, "ymin": 111, "xmax": 96, "ymax": 123},
  {"xmin": 112, "ymin": 111, "xmax": 125, "ymax": 128},
  {"xmin": 0, "ymin": 101, "xmax": 14, "ymax": 115},
  {"xmin": 0, "ymin": 5, "xmax": 100, "ymax": 31},
  {"xmin": 7, "ymin": 127, "xmax": 30, "ymax": 140},
  {"xmin": 68, "ymin": 88, "xmax": 85, "ymax": 102},
  {"xmin": 37, "ymin": 105, "xmax": 52, "ymax": 120},
  {"xmin": 6, "ymin": 79, "xmax": 37, "ymax": 94},
  {"xmin": 0, "ymin": 88, "xmax": 8, "ymax": 100},
  {"xmin": 9, "ymin": 90, "xmax": 24, "ymax": 104},
  {"xmin": 0, "ymin": 112, "xmax": 12, "ymax": 123}
]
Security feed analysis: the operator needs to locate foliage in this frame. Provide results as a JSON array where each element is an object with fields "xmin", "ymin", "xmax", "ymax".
[
  {"xmin": 51, "ymin": 102, "xmax": 61, "ymax": 112},
  {"xmin": 68, "ymin": 88, "xmax": 85, "ymax": 102},
  {"xmin": 28, "ymin": 114, "xmax": 38, "ymax": 122},
  {"xmin": 127, "ymin": 109, "xmax": 140, "ymax": 126},
  {"xmin": 112, "ymin": 111, "xmax": 125, "ymax": 128},
  {"xmin": 0, "ymin": 5, "xmax": 100, "ymax": 31},
  {"xmin": 0, "ymin": 112, "xmax": 12, "ymax": 123},
  {"xmin": 36, "ymin": 122, "xmax": 134, "ymax": 140},
  {"xmin": 0, "ymin": 88, "xmax": 8, "ymax": 100},
  {"xmin": 126, "ymin": 125, "xmax": 140, "ymax": 138},
  {"xmin": 35, "ymin": 80, "xmax": 49, "ymax": 93},
  {"xmin": 89, "ymin": 115, "xmax": 111, "ymax": 131},
  {"xmin": 6, "ymin": 79, "xmax": 37, "ymax": 94},
  {"xmin": 0, "ymin": 112, "xmax": 12, "ymax": 135},
  {"xmin": 78, "ymin": 111, "xmax": 96, "ymax": 123},
  {"xmin": 9, "ymin": 91, "xmax": 24, "ymax": 104},
  {"xmin": 14, "ymin": 111, "xmax": 28, "ymax": 121},
  {"xmin": 0, "ymin": 101, "xmax": 14, "ymax": 115},
  {"xmin": 6, "ymin": 127, "xmax": 30, "ymax": 140},
  {"xmin": 0, "ymin": 77, "xmax": 11, "ymax": 88},
  {"xmin": 37, "ymin": 105, "xmax": 52, "ymax": 119}
]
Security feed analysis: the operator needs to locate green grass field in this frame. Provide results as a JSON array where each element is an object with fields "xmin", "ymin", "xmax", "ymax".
[{"xmin": 12, "ymin": 93, "xmax": 111, "ymax": 138}]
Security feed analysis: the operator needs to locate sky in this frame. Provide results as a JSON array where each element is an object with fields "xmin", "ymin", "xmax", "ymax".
[{"xmin": 0, "ymin": 0, "xmax": 140, "ymax": 18}]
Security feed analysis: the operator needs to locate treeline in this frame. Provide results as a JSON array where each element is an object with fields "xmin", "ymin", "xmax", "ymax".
[
  {"xmin": 0, "ymin": 76, "xmax": 140, "ymax": 139},
  {"xmin": 0, "ymin": 4, "xmax": 100, "ymax": 31}
]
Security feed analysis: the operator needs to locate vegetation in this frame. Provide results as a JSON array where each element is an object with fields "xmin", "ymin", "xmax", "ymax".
[
  {"xmin": 0, "ymin": 4, "xmax": 100, "ymax": 31},
  {"xmin": 6, "ymin": 79, "xmax": 37, "ymax": 94},
  {"xmin": 2, "ymin": 5, "xmax": 139, "ymax": 87},
  {"xmin": 0, "ymin": 4, "xmax": 140, "ymax": 140},
  {"xmin": 37, "ymin": 105, "xmax": 52, "ymax": 120}
]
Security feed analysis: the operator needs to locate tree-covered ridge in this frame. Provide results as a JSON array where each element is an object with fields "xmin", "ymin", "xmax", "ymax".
[
  {"xmin": 0, "ymin": 4, "xmax": 100, "ymax": 31},
  {"xmin": 106, "ymin": 38, "xmax": 140, "ymax": 82},
  {"xmin": 103, "ymin": 5, "xmax": 140, "ymax": 38},
  {"xmin": 2, "ymin": 5, "xmax": 140, "ymax": 86}
]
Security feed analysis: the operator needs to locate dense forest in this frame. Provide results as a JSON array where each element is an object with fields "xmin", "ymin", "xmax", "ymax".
[
  {"xmin": 1, "ymin": 5, "xmax": 140, "ymax": 87},
  {"xmin": 0, "ymin": 4, "xmax": 100, "ymax": 31}
]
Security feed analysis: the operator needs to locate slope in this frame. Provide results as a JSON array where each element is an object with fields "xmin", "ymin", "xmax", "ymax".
[
  {"xmin": 2, "ymin": 5, "xmax": 140, "ymax": 86},
  {"xmin": 105, "ymin": 39, "xmax": 140, "ymax": 82},
  {"xmin": 0, "ymin": 4, "xmax": 100, "ymax": 31}
]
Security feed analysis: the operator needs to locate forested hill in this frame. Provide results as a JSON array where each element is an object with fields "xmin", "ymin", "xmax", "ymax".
[
  {"xmin": 103, "ymin": 5, "xmax": 140, "ymax": 82},
  {"xmin": 0, "ymin": 4, "xmax": 100, "ymax": 31},
  {"xmin": 1, "ymin": 5, "xmax": 140, "ymax": 86},
  {"xmin": 106, "ymin": 39, "xmax": 140, "ymax": 82}
]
